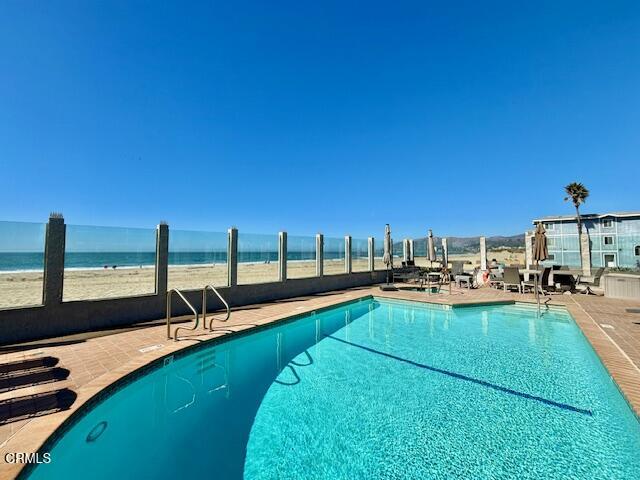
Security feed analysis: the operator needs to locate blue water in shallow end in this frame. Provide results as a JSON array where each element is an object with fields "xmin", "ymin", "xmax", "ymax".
[{"xmin": 29, "ymin": 299, "xmax": 640, "ymax": 479}]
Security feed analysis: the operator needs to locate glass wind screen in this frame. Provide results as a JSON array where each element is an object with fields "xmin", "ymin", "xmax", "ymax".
[
  {"xmin": 392, "ymin": 240, "xmax": 403, "ymax": 260},
  {"xmin": 373, "ymin": 237, "xmax": 386, "ymax": 271},
  {"xmin": 413, "ymin": 237, "xmax": 429, "ymax": 267},
  {"xmin": 0, "ymin": 221, "xmax": 46, "ymax": 309},
  {"xmin": 323, "ymin": 237, "xmax": 345, "ymax": 275},
  {"xmin": 237, "ymin": 233, "xmax": 279, "ymax": 284},
  {"xmin": 63, "ymin": 224, "xmax": 157, "ymax": 301},
  {"xmin": 447, "ymin": 236, "xmax": 479, "ymax": 271},
  {"xmin": 168, "ymin": 229, "xmax": 228, "ymax": 290},
  {"xmin": 352, "ymin": 238, "xmax": 369, "ymax": 272},
  {"xmin": 287, "ymin": 235, "xmax": 317, "ymax": 279}
]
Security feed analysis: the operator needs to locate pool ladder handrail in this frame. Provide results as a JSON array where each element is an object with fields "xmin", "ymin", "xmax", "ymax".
[
  {"xmin": 167, "ymin": 288, "xmax": 199, "ymax": 341},
  {"xmin": 202, "ymin": 284, "xmax": 231, "ymax": 330}
]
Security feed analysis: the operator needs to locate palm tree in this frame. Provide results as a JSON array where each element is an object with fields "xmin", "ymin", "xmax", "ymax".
[{"xmin": 564, "ymin": 182, "xmax": 590, "ymax": 233}]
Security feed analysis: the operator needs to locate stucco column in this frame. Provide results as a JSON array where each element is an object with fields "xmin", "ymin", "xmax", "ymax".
[
  {"xmin": 316, "ymin": 234, "xmax": 324, "ymax": 277},
  {"xmin": 156, "ymin": 222, "xmax": 169, "ymax": 296},
  {"xmin": 43, "ymin": 214, "xmax": 66, "ymax": 307},
  {"xmin": 409, "ymin": 239, "xmax": 415, "ymax": 261},
  {"xmin": 441, "ymin": 238, "xmax": 449, "ymax": 266},
  {"xmin": 525, "ymin": 230, "xmax": 534, "ymax": 268},
  {"xmin": 368, "ymin": 237, "xmax": 374, "ymax": 271},
  {"xmin": 580, "ymin": 232, "xmax": 592, "ymax": 276},
  {"xmin": 345, "ymin": 236, "xmax": 352, "ymax": 274},
  {"xmin": 479, "ymin": 236, "xmax": 487, "ymax": 270},
  {"xmin": 278, "ymin": 231, "xmax": 287, "ymax": 282},
  {"xmin": 228, "ymin": 227, "xmax": 238, "ymax": 287},
  {"xmin": 402, "ymin": 239, "xmax": 409, "ymax": 262}
]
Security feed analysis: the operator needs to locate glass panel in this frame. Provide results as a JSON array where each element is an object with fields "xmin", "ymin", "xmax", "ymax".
[
  {"xmin": 352, "ymin": 238, "xmax": 369, "ymax": 272},
  {"xmin": 63, "ymin": 224, "xmax": 157, "ymax": 301},
  {"xmin": 0, "ymin": 221, "xmax": 46, "ymax": 309},
  {"xmin": 287, "ymin": 235, "xmax": 316, "ymax": 279},
  {"xmin": 373, "ymin": 237, "xmax": 386, "ymax": 271},
  {"xmin": 323, "ymin": 237, "xmax": 345, "ymax": 275},
  {"xmin": 392, "ymin": 240, "xmax": 403, "ymax": 261},
  {"xmin": 448, "ymin": 236, "xmax": 479, "ymax": 271},
  {"xmin": 237, "ymin": 233, "xmax": 279, "ymax": 284},
  {"xmin": 487, "ymin": 236, "xmax": 525, "ymax": 267},
  {"xmin": 168, "ymin": 229, "xmax": 228, "ymax": 290},
  {"xmin": 413, "ymin": 237, "xmax": 429, "ymax": 267}
]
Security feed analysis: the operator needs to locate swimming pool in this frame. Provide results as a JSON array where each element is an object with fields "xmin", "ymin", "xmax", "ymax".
[{"xmin": 27, "ymin": 298, "xmax": 640, "ymax": 479}]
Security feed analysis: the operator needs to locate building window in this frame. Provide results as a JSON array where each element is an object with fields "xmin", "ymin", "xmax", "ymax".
[
  {"xmin": 602, "ymin": 219, "xmax": 613, "ymax": 228},
  {"xmin": 603, "ymin": 236, "xmax": 615, "ymax": 246},
  {"xmin": 547, "ymin": 254, "xmax": 555, "ymax": 261},
  {"xmin": 635, "ymin": 246, "xmax": 640, "ymax": 256},
  {"xmin": 543, "ymin": 222, "xmax": 554, "ymax": 231}
]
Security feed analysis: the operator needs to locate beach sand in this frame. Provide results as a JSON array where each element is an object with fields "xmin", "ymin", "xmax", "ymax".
[{"xmin": 0, "ymin": 251, "xmax": 524, "ymax": 309}]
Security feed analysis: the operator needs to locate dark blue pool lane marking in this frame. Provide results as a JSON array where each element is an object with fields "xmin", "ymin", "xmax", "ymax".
[{"xmin": 325, "ymin": 335, "xmax": 593, "ymax": 417}]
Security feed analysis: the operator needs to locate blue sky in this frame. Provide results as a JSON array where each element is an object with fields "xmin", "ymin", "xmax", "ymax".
[{"xmin": 1, "ymin": 1, "xmax": 639, "ymax": 239}]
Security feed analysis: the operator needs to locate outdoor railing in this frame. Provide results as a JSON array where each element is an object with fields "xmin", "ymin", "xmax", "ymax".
[{"xmin": 0, "ymin": 215, "xmax": 386, "ymax": 312}]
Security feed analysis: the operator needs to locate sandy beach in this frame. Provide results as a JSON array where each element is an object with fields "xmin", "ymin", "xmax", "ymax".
[{"xmin": 0, "ymin": 251, "xmax": 524, "ymax": 309}]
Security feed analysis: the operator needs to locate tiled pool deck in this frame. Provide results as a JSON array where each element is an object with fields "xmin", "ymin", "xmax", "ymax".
[{"xmin": 1, "ymin": 284, "xmax": 639, "ymax": 478}]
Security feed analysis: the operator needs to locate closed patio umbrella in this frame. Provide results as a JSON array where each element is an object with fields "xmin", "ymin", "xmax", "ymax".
[
  {"xmin": 382, "ymin": 224, "xmax": 393, "ymax": 285},
  {"xmin": 532, "ymin": 223, "xmax": 548, "ymax": 315},
  {"xmin": 427, "ymin": 229, "xmax": 436, "ymax": 267},
  {"xmin": 533, "ymin": 223, "xmax": 548, "ymax": 264}
]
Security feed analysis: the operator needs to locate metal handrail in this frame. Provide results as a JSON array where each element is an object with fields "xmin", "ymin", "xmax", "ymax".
[
  {"xmin": 167, "ymin": 288, "xmax": 199, "ymax": 341},
  {"xmin": 202, "ymin": 284, "xmax": 231, "ymax": 330}
]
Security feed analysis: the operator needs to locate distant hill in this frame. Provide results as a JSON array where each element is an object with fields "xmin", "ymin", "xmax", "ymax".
[{"xmin": 397, "ymin": 234, "xmax": 524, "ymax": 255}]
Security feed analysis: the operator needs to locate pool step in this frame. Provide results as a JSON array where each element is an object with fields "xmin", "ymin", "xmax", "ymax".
[
  {"xmin": 0, "ymin": 387, "xmax": 77, "ymax": 425},
  {"xmin": 0, "ymin": 356, "xmax": 59, "ymax": 375},
  {"xmin": 0, "ymin": 367, "xmax": 71, "ymax": 394}
]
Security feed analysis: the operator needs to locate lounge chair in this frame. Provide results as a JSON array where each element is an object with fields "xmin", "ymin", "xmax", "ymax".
[
  {"xmin": 576, "ymin": 267, "xmax": 605, "ymax": 295},
  {"xmin": 392, "ymin": 265, "xmax": 422, "ymax": 283},
  {"xmin": 502, "ymin": 267, "xmax": 522, "ymax": 293}
]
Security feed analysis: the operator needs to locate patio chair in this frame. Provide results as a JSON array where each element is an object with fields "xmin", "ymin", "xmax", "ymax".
[
  {"xmin": 521, "ymin": 267, "xmax": 552, "ymax": 294},
  {"xmin": 576, "ymin": 267, "xmax": 605, "ymax": 295},
  {"xmin": 489, "ymin": 269, "xmax": 504, "ymax": 289},
  {"xmin": 502, "ymin": 267, "xmax": 522, "ymax": 293},
  {"xmin": 457, "ymin": 267, "xmax": 479, "ymax": 289},
  {"xmin": 450, "ymin": 261, "xmax": 465, "ymax": 277},
  {"xmin": 421, "ymin": 267, "xmax": 451, "ymax": 294}
]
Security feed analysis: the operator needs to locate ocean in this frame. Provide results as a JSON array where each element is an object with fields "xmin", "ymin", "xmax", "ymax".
[{"xmin": 0, "ymin": 251, "xmax": 364, "ymax": 272}]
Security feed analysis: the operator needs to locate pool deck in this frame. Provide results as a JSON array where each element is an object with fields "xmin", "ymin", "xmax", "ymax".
[{"xmin": 1, "ymin": 284, "xmax": 640, "ymax": 478}]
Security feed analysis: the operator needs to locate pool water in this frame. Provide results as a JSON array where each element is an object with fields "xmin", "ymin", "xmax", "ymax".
[{"xmin": 28, "ymin": 298, "xmax": 640, "ymax": 479}]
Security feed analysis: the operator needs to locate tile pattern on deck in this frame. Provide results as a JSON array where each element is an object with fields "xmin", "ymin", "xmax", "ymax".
[{"xmin": 1, "ymin": 284, "xmax": 639, "ymax": 479}]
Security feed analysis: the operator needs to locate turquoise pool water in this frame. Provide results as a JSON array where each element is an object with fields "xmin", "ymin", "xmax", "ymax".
[{"xmin": 28, "ymin": 298, "xmax": 640, "ymax": 479}]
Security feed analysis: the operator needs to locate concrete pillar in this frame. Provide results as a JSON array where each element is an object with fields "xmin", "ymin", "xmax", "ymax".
[
  {"xmin": 402, "ymin": 239, "xmax": 409, "ymax": 262},
  {"xmin": 228, "ymin": 227, "xmax": 238, "ymax": 287},
  {"xmin": 479, "ymin": 236, "xmax": 487, "ymax": 270},
  {"xmin": 368, "ymin": 237, "xmax": 374, "ymax": 271},
  {"xmin": 316, "ymin": 234, "xmax": 324, "ymax": 277},
  {"xmin": 43, "ymin": 214, "xmax": 66, "ymax": 307},
  {"xmin": 580, "ymin": 232, "xmax": 592, "ymax": 276},
  {"xmin": 441, "ymin": 238, "xmax": 448, "ymax": 266},
  {"xmin": 345, "ymin": 235, "xmax": 352, "ymax": 274},
  {"xmin": 156, "ymin": 222, "xmax": 169, "ymax": 296},
  {"xmin": 525, "ymin": 230, "xmax": 534, "ymax": 268},
  {"xmin": 278, "ymin": 231, "xmax": 287, "ymax": 282},
  {"xmin": 409, "ymin": 239, "xmax": 415, "ymax": 261}
]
